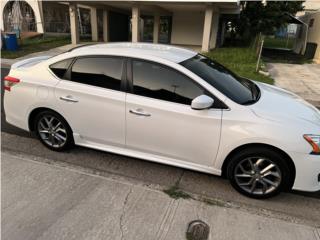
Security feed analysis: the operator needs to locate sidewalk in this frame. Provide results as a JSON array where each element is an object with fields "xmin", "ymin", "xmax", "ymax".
[
  {"xmin": 2, "ymin": 151, "xmax": 319, "ymax": 240},
  {"xmin": 267, "ymin": 63, "xmax": 320, "ymax": 108}
]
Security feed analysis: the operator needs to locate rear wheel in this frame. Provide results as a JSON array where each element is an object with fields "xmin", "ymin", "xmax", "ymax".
[
  {"xmin": 34, "ymin": 111, "xmax": 74, "ymax": 151},
  {"xmin": 227, "ymin": 147, "xmax": 291, "ymax": 199}
]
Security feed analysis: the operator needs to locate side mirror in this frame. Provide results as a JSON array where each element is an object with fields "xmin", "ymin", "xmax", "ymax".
[{"xmin": 191, "ymin": 95, "xmax": 214, "ymax": 110}]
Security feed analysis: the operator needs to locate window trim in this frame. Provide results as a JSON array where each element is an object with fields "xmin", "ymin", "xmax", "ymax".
[
  {"xmin": 127, "ymin": 57, "xmax": 228, "ymax": 109},
  {"xmin": 53, "ymin": 55, "xmax": 127, "ymax": 92}
]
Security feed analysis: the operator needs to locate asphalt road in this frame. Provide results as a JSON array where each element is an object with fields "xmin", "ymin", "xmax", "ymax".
[{"xmin": 1, "ymin": 66, "xmax": 320, "ymax": 227}]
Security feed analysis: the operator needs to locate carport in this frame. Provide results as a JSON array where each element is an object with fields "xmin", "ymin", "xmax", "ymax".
[
  {"xmin": 262, "ymin": 13, "xmax": 318, "ymax": 63},
  {"xmin": 62, "ymin": 0, "xmax": 239, "ymax": 52}
]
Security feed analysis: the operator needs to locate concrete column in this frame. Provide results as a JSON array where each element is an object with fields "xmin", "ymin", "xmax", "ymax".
[
  {"xmin": 36, "ymin": 0, "xmax": 44, "ymax": 33},
  {"xmin": 220, "ymin": 21, "xmax": 226, "ymax": 47},
  {"xmin": 202, "ymin": 6, "xmax": 214, "ymax": 52},
  {"xmin": 132, "ymin": 5, "xmax": 140, "ymax": 42},
  {"xmin": 90, "ymin": 7, "xmax": 98, "ymax": 42},
  {"xmin": 153, "ymin": 14, "xmax": 160, "ymax": 43},
  {"xmin": 103, "ymin": 10, "xmax": 109, "ymax": 42},
  {"xmin": 0, "ymin": 7, "xmax": 4, "ymax": 31},
  {"xmin": 69, "ymin": 3, "xmax": 80, "ymax": 45},
  {"xmin": 209, "ymin": 12, "xmax": 220, "ymax": 49}
]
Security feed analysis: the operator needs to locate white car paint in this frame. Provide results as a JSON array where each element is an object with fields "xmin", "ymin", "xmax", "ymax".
[{"xmin": 3, "ymin": 43, "xmax": 320, "ymax": 193}]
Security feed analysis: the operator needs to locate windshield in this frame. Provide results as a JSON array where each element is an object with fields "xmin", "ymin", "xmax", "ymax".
[{"xmin": 180, "ymin": 54, "xmax": 260, "ymax": 105}]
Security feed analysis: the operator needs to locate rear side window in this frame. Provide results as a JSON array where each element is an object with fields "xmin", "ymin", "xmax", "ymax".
[
  {"xmin": 49, "ymin": 58, "xmax": 73, "ymax": 79},
  {"xmin": 70, "ymin": 57, "xmax": 124, "ymax": 91}
]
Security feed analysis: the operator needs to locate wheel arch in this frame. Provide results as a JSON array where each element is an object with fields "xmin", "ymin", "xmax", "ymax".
[
  {"xmin": 28, "ymin": 107, "xmax": 72, "ymax": 132},
  {"xmin": 221, "ymin": 143, "xmax": 296, "ymax": 190}
]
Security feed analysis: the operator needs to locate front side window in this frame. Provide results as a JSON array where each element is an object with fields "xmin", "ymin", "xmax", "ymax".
[
  {"xmin": 132, "ymin": 60, "xmax": 204, "ymax": 105},
  {"xmin": 180, "ymin": 55, "xmax": 259, "ymax": 105},
  {"xmin": 70, "ymin": 57, "xmax": 124, "ymax": 90},
  {"xmin": 49, "ymin": 58, "xmax": 73, "ymax": 79}
]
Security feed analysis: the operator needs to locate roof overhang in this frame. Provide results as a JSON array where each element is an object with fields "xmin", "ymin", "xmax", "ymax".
[
  {"xmin": 285, "ymin": 13, "xmax": 305, "ymax": 25},
  {"xmin": 59, "ymin": 0, "xmax": 240, "ymax": 15}
]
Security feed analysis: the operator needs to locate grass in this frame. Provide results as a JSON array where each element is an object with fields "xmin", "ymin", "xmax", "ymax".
[
  {"xmin": 264, "ymin": 36, "xmax": 294, "ymax": 49},
  {"xmin": 205, "ymin": 47, "xmax": 274, "ymax": 84},
  {"xmin": 1, "ymin": 36, "xmax": 71, "ymax": 59},
  {"xmin": 163, "ymin": 185, "xmax": 192, "ymax": 200}
]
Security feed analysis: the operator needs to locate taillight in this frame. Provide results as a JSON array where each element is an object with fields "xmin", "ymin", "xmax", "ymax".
[
  {"xmin": 303, "ymin": 134, "xmax": 320, "ymax": 155},
  {"xmin": 3, "ymin": 76, "xmax": 20, "ymax": 91}
]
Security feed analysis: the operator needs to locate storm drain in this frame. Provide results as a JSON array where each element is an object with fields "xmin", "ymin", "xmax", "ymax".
[{"xmin": 186, "ymin": 220, "xmax": 210, "ymax": 240}]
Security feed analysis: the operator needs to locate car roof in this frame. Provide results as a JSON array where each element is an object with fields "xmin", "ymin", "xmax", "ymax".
[{"xmin": 68, "ymin": 42, "xmax": 197, "ymax": 63}]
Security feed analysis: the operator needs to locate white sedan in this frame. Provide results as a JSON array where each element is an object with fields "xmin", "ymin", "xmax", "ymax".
[{"xmin": 3, "ymin": 43, "xmax": 320, "ymax": 198}]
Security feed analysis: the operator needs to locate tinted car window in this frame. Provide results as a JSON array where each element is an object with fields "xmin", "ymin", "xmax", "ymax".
[
  {"xmin": 71, "ymin": 57, "xmax": 123, "ymax": 90},
  {"xmin": 132, "ymin": 60, "xmax": 204, "ymax": 105},
  {"xmin": 49, "ymin": 58, "xmax": 73, "ymax": 79},
  {"xmin": 180, "ymin": 55, "xmax": 257, "ymax": 104}
]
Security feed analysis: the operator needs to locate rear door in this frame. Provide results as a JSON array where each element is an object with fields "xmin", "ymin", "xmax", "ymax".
[{"xmin": 52, "ymin": 56, "xmax": 126, "ymax": 147}]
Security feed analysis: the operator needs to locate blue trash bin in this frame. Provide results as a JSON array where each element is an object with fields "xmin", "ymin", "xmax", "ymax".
[{"xmin": 4, "ymin": 33, "xmax": 18, "ymax": 51}]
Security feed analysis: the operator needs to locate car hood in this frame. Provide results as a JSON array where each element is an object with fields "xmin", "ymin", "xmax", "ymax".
[{"xmin": 250, "ymin": 82, "xmax": 320, "ymax": 127}]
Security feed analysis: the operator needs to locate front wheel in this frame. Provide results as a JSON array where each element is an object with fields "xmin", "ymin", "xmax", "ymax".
[
  {"xmin": 227, "ymin": 148, "xmax": 291, "ymax": 199},
  {"xmin": 34, "ymin": 111, "xmax": 74, "ymax": 151}
]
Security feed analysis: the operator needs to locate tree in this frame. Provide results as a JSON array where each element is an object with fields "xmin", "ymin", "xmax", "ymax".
[{"xmin": 230, "ymin": 1, "xmax": 304, "ymax": 44}]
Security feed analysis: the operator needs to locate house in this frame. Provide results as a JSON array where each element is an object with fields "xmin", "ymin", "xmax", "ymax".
[
  {"xmin": 293, "ymin": 0, "xmax": 320, "ymax": 63},
  {"xmin": 1, "ymin": 0, "xmax": 240, "ymax": 52},
  {"xmin": 295, "ymin": 10, "xmax": 320, "ymax": 63}
]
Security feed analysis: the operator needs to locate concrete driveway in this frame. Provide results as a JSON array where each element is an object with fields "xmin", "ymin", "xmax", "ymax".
[{"xmin": 268, "ymin": 63, "xmax": 320, "ymax": 107}]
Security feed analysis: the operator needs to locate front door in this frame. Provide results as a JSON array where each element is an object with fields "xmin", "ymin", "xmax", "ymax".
[
  {"xmin": 53, "ymin": 56, "xmax": 126, "ymax": 147},
  {"xmin": 125, "ymin": 59, "xmax": 222, "ymax": 168}
]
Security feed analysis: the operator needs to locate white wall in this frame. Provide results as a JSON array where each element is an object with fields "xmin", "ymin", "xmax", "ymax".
[
  {"xmin": 303, "ymin": 0, "xmax": 320, "ymax": 11},
  {"xmin": 294, "ymin": 11, "xmax": 320, "ymax": 63},
  {"xmin": 170, "ymin": 10, "xmax": 219, "ymax": 49},
  {"xmin": 171, "ymin": 11, "xmax": 204, "ymax": 46},
  {"xmin": 303, "ymin": 11, "xmax": 320, "ymax": 63}
]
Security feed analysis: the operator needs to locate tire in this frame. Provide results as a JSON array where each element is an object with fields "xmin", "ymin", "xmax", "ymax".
[
  {"xmin": 34, "ymin": 110, "xmax": 74, "ymax": 151},
  {"xmin": 227, "ymin": 147, "xmax": 291, "ymax": 199}
]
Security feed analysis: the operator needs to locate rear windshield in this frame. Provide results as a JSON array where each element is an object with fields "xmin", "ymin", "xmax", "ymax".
[{"xmin": 180, "ymin": 55, "xmax": 258, "ymax": 104}]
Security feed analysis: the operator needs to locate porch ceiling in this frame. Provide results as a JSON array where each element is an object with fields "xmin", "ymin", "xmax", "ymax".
[{"xmin": 61, "ymin": 1, "xmax": 239, "ymax": 15}]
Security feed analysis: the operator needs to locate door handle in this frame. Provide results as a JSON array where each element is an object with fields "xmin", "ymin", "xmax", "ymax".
[
  {"xmin": 129, "ymin": 109, "xmax": 151, "ymax": 117},
  {"xmin": 59, "ymin": 96, "xmax": 78, "ymax": 103}
]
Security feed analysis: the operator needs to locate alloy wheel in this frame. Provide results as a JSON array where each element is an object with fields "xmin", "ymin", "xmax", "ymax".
[
  {"xmin": 234, "ymin": 157, "xmax": 282, "ymax": 196},
  {"xmin": 37, "ymin": 115, "xmax": 68, "ymax": 148}
]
